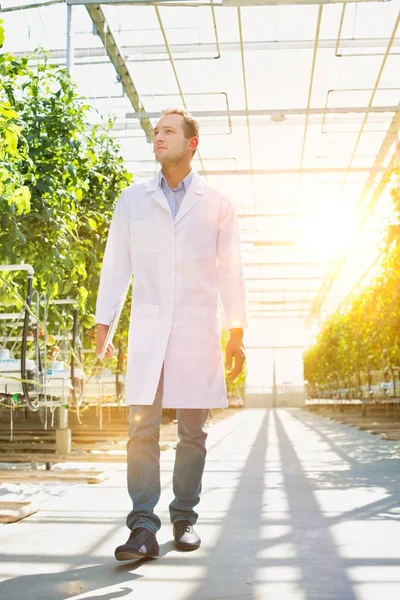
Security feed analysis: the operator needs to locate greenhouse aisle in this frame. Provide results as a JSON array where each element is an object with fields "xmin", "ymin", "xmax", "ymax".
[{"xmin": 1, "ymin": 408, "xmax": 400, "ymax": 600}]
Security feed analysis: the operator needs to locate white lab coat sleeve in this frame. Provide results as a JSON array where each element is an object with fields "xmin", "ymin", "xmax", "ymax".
[
  {"xmin": 216, "ymin": 195, "xmax": 248, "ymax": 330},
  {"xmin": 95, "ymin": 190, "xmax": 133, "ymax": 325}
]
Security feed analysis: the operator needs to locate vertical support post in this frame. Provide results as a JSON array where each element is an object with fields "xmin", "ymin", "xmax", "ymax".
[
  {"xmin": 59, "ymin": 407, "xmax": 68, "ymax": 429},
  {"xmin": 66, "ymin": 3, "xmax": 74, "ymax": 74},
  {"xmin": 56, "ymin": 406, "xmax": 71, "ymax": 454}
]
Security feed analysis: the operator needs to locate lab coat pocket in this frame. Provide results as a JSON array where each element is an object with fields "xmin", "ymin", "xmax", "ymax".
[{"xmin": 129, "ymin": 303, "xmax": 160, "ymax": 354}]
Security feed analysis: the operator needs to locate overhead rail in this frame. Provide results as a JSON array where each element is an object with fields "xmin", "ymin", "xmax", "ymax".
[
  {"xmin": 128, "ymin": 93, "xmax": 233, "ymax": 134},
  {"xmin": 322, "ymin": 88, "xmax": 400, "ymax": 134},
  {"xmin": 125, "ymin": 106, "xmax": 400, "ymax": 119},
  {"xmin": 65, "ymin": 1, "xmax": 393, "ymax": 6},
  {"xmin": 14, "ymin": 39, "xmax": 400, "ymax": 59},
  {"xmin": 335, "ymin": 3, "xmax": 400, "ymax": 58},
  {"xmin": 0, "ymin": 0, "xmax": 65, "ymax": 12},
  {"xmin": 223, "ymin": 0, "xmax": 387, "ymax": 5}
]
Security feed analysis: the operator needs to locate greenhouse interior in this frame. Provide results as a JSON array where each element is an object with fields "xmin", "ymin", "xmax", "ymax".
[{"xmin": 1, "ymin": 1, "xmax": 400, "ymax": 599}]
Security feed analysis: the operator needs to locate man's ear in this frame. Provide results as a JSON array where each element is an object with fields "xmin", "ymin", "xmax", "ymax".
[{"xmin": 190, "ymin": 137, "xmax": 199, "ymax": 152}]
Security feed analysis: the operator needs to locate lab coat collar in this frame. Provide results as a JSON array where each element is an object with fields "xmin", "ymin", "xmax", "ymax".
[{"xmin": 146, "ymin": 171, "xmax": 205, "ymax": 223}]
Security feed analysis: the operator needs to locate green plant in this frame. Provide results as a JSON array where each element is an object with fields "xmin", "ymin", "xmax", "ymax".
[
  {"xmin": 0, "ymin": 19, "xmax": 4, "ymax": 48},
  {"xmin": 0, "ymin": 47, "xmax": 131, "ymax": 338}
]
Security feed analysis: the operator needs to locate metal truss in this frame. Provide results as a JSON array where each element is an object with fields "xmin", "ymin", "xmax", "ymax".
[{"xmin": 85, "ymin": 4, "xmax": 153, "ymax": 142}]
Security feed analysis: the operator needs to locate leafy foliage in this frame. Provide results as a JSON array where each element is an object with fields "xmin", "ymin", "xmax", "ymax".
[
  {"xmin": 0, "ymin": 49, "xmax": 131, "ymax": 336},
  {"xmin": 0, "ymin": 25, "xmax": 32, "ymax": 220}
]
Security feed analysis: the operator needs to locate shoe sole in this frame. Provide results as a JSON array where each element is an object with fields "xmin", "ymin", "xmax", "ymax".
[
  {"xmin": 174, "ymin": 540, "xmax": 200, "ymax": 551},
  {"xmin": 115, "ymin": 550, "xmax": 159, "ymax": 561}
]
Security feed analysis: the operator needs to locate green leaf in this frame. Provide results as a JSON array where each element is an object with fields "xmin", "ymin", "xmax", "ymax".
[
  {"xmin": 87, "ymin": 217, "xmax": 97, "ymax": 231},
  {"xmin": 0, "ymin": 20, "xmax": 5, "ymax": 49},
  {"xmin": 4, "ymin": 129, "xmax": 18, "ymax": 155}
]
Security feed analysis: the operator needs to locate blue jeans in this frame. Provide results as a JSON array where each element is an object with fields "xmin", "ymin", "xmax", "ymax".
[{"xmin": 126, "ymin": 368, "xmax": 209, "ymax": 534}]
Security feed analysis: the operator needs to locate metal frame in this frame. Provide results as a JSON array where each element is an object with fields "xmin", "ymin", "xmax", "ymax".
[
  {"xmin": 13, "ymin": 39, "xmax": 400, "ymax": 59},
  {"xmin": 65, "ymin": 0, "xmax": 391, "ymax": 5},
  {"xmin": 84, "ymin": 4, "xmax": 153, "ymax": 142},
  {"xmin": 125, "ymin": 106, "xmax": 400, "ymax": 119}
]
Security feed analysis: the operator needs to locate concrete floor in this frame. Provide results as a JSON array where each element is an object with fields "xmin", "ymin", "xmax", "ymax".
[{"xmin": 1, "ymin": 408, "xmax": 400, "ymax": 600}]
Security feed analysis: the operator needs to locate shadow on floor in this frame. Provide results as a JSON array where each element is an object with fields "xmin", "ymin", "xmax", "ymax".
[{"xmin": 0, "ymin": 541, "xmax": 177, "ymax": 600}]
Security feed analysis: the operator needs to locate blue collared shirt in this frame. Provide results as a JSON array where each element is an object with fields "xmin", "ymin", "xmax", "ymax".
[{"xmin": 159, "ymin": 170, "xmax": 194, "ymax": 219}]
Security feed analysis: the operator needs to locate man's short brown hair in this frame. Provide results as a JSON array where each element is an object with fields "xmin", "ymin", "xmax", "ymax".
[{"xmin": 161, "ymin": 108, "xmax": 199, "ymax": 156}]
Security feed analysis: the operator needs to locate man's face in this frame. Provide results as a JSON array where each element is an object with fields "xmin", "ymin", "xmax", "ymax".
[{"xmin": 153, "ymin": 113, "xmax": 196, "ymax": 165}]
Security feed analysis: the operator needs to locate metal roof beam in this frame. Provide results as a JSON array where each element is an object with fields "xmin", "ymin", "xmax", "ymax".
[
  {"xmin": 85, "ymin": 4, "xmax": 153, "ymax": 142},
  {"xmin": 224, "ymin": 0, "xmax": 383, "ymax": 5},
  {"xmin": 125, "ymin": 106, "xmax": 400, "ymax": 119},
  {"xmin": 14, "ymin": 38, "xmax": 400, "ymax": 58},
  {"xmin": 67, "ymin": 0, "xmax": 391, "ymax": 6}
]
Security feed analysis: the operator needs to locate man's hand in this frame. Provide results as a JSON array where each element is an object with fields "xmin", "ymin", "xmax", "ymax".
[
  {"xmin": 225, "ymin": 328, "xmax": 246, "ymax": 381},
  {"xmin": 96, "ymin": 324, "xmax": 115, "ymax": 360}
]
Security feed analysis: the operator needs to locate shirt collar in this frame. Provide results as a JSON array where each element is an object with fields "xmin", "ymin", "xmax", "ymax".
[{"xmin": 159, "ymin": 169, "xmax": 194, "ymax": 192}]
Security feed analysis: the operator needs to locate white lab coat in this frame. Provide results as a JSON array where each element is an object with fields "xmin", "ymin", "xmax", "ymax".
[{"xmin": 95, "ymin": 172, "xmax": 247, "ymax": 408}]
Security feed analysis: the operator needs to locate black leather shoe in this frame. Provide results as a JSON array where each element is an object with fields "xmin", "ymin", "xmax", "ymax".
[
  {"xmin": 114, "ymin": 527, "xmax": 159, "ymax": 561},
  {"xmin": 173, "ymin": 520, "xmax": 201, "ymax": 551}
]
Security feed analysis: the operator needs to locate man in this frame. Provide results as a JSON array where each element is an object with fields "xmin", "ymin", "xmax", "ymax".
[{"xmin": 95, "ymin": 108, "xmax": 247, "ymax": 560}]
